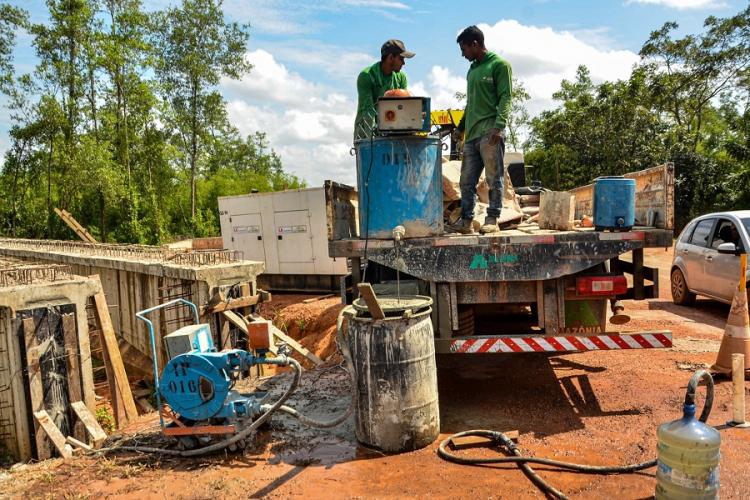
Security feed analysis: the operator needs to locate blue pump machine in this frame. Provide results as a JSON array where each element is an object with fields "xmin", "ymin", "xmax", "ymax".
[{"xmin": 136, "ymin": 299, "xmax": 288, "ymax": 442}]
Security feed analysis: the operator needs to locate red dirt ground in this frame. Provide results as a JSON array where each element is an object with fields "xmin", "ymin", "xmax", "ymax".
[{"xmin": 3, "ymin": 247, "xmax": 750, "ymax": 499}]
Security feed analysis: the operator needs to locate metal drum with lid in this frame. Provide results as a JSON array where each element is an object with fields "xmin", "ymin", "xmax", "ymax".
[{"xmin": 343, "ymin": 295, "xmax": 440, "ymax": 452}]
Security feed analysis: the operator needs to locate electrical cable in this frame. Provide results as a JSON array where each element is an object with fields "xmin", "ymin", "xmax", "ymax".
[{"xmin": 437, "ymin": 370, "xmax": 715, "ymax": 500}]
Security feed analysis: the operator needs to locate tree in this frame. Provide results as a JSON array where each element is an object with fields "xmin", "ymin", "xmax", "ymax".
[
  {"xmin": 506, "ymin": 78, "xmax": 530, "ymax": 152},
  {"xmin": 639, "ymin": 7, "xmax": 750, "ymax": 150},
  {"xmin": 0, "ymin": 4, "xmax": 28, "ymax": 94},
  {"xmin": 153, "ymin": 0, "xmax": 251, "ymax": 227}
]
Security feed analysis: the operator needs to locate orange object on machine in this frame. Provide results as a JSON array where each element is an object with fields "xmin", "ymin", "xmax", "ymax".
[
  {"xmin": 247, "ymin": 320, "xmax": 273, "ymax": 350},
  {"xmin": 384, "ymin": 88, "xmax": 411, "ymax": 97}
]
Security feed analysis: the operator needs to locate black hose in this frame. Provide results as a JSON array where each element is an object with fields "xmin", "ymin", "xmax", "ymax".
[
  {"xmin": 94, "ymin": 356, "xmax": 302, "ymax": 457},
  {"xmin": 437, "ymin": 370, "xmax": 715, "ymax": 500},
  {"xmin": 270, "ymin": 308, "xmax": 357, "ymax": 429}
]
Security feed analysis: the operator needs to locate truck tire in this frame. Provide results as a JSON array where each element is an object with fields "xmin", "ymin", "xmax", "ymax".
[{"xmin": 671, "ymin": 268, "xmax": 696, "ymax": 306}]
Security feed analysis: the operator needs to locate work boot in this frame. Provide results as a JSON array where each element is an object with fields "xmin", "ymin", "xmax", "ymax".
[
  {"xmin": 480, "ymin": 216, "xmax": 499, "ymax": 234},
  {"xmin": 449, "ymin": 218, "xmax": 474, "ymax": 234}
]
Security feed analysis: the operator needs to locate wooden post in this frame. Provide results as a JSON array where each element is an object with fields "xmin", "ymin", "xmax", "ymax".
[
  {"xmin": 23, "ymin": 317, "xmax": 50, "ymax": 460},
  {"xmin": 730, "ymin": 354, "xmax": 747, "ymax": 426},
  {"xmin": 61, "ymin": 314, "xmax": 85, "ymax": 442},
  {"xmin": 90, "ymin": 275, "xmax": 139, "ymax": 427},
  {"xmin": 356, "ymin": 283, "xmax": 385, "ymax": 320},
  {"xmin": 33, "ymin": 410, "xmax": 72, "ymax": 459}
]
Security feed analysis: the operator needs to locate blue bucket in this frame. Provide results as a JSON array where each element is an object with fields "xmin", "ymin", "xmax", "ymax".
[
  {"xmin": 593, "ymin": 176, "xmax": 636, "ymax": 231},
  {"xmin": 354, "ymin": 136, "xmax": 443, "ymax": 239}
]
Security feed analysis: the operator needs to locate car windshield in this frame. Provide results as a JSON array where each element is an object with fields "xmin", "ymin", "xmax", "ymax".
[{"xmin": 744, "ymin": 218, "xmax": 750, "ymax": 237}]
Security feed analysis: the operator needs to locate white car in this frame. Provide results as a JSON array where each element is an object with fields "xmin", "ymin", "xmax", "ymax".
[{"xmin": 671, "ymin": 211, "xmax": 750, "ymax": 305}]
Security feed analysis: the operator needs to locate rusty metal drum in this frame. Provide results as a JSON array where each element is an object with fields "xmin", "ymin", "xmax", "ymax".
[{"xmin": 343, "ymin": 295, "xmax": 440, "ymax": 452}]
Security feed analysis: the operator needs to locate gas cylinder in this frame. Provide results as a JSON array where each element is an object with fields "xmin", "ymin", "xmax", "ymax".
[{"xmin": 656, "ymin": 374, "xmax": 721, "ymax": 499}]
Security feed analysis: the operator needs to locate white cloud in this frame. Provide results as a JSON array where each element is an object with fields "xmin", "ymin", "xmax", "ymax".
[
  {"xmin": 221, "ymin": 19, "xmax": 644, "ymax": 185},
  {"xmin": 261, "ymin": 41, "xmax": 373, "ymax": 81},
  {"xmin": 481, "ymin": 20, "xmax": 639, "ymax": 115},
  {"xmin": 341, "ymin": 0, "xmax": 410, "ymax": 8},
  {"xmin": 626, "ymin": 0, "xmax": 725, "ymax": 9},
  {"xmin": 222, "ymin": 51, "xmax": 357, "ymax": 186}
]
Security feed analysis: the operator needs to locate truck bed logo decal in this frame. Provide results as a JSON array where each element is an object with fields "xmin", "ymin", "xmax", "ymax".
[{"xmin": 469, "ymin": 253, "xmax": 519, "ymax": 269}]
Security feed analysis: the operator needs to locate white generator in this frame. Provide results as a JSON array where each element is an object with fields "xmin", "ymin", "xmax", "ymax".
[{"xmin": 218, "ymin": 188, "xmax": 347, "ymax": 292}]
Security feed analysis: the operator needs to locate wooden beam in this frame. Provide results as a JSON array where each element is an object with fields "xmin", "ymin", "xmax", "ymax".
[
  {"xmin": 23, "ymin": 317, "xmax": 50, "ymax": 460},
  {"xmin": 33, "ymin": 410, "xmax": 73, "ymax": 459},
  {"xmin": 65, "ymin": 435, "xmax": 92, "ymax": 452},
  {"xmin": 270, "ymin": 325, "xmax": 324, "ymax": 367},
  {"xmin": 203, "ymin": 294, "xmax": 261, "ymax": 314},
  {"xmin": 356, "ymin": 283, "xmax": 385, "ymax": 320},
  {"xmin": 71, "ymin": 401, "xmax": 107, "ymax": 447},
  {"xmin": 54, "ymin": 207, "xmax": 97, "ymax": 243},
  {"xmin": 61, "ymin": 313, "xmax": 86, "ymax": 443},
  {"xmin": 221, "ymin": 311, "xmax": 277, "ymax": 354},
  {"xmin": 303, "ymin": 294, "xmax": 334, "ymax": 304},
  {"xmin": 90, "ymin": 275, "xmax": 139, "ymax": 427}
]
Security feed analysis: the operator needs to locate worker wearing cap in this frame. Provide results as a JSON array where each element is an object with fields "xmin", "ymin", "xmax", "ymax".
[
  {"xmin": 450, "ymin": 25, "xmax": 512, "ymax": 235},
  {"xmin": 353, "ymin": 39, "xmax": 415, "ymax": 141}
]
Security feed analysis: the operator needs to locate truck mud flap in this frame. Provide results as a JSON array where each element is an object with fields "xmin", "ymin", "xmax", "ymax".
[{"xmin": 441, "ymin": 331, "xmax": 672, "ymax": 354}]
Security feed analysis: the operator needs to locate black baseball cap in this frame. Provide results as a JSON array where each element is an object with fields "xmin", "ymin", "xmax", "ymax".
[{"xmin": 381, "ymin": 39, "xmax": 415, "ymax": 58}]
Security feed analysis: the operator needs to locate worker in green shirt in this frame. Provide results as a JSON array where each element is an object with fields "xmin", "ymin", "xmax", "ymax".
[
  {"xmin": 353, "ymin": 39, "xmax": 415, "ymax": 141},
  {"xmin": 450, "ymin": 25, "xmax": 512, "ymax": 235}
]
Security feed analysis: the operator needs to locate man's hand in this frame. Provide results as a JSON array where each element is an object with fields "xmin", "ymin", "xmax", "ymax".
[
  {"xmin": 451, "ymin": 128, "xmax": 463, "ymax": 143},
  {"xmin": 487, "ymin": 128, "xmax": 504, "ymax": 146}
]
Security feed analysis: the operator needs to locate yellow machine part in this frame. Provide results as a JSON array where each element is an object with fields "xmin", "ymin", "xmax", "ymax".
[{"xmin": 430, "ymin": 109, "xmax": 464, "ymax": 128}]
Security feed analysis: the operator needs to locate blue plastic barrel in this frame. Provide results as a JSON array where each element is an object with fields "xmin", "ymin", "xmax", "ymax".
[
  {"xmin": 593, "ymin": 176, "xmax": 636, "ymax": 231},
  {"xmin": 354, "ymin": 136, "xmax": 443, "ymax": 239}
]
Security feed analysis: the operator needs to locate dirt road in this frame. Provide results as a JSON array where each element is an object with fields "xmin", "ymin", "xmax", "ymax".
[{"xmin": 3, "ymin": 247, "xmax": 750, "ymax": 499}]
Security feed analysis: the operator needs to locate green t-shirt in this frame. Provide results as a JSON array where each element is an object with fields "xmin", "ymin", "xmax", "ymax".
[
  {"xmin": 458, "ymin": 52, "xmax": 512, "ymax": 142},
  {"xmin": 354, "ymin": 61, "xmax": 408, "ymax": 140}
]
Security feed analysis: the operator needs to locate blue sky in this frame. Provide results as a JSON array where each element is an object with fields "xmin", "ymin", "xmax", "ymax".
[{"xmin": 2, "ymin": 0, "xmax": 746, "ymax": 186}]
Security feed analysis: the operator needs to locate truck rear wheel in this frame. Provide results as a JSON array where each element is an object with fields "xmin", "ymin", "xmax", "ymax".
[{"xmin": 671, "ymin": 268, "xmax": 696, "ymax": 306}]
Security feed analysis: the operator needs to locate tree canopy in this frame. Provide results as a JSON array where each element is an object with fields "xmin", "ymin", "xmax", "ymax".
[{"xmin": 0, "ymin": 0, "xmax": 302, "ymax": 244}]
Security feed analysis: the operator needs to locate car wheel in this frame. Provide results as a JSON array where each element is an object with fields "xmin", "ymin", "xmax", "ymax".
[{"xmin": 671, "ymin": 268, "xmax": 696, "ymax": 306}]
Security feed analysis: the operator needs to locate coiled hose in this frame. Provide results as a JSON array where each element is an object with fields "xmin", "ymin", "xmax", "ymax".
[{"xmin": 437, "ymin": 369, "xmax": 715, "ymax": 500}]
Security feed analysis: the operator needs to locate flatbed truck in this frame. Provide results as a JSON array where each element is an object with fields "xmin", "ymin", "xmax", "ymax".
[{"xmin": 325, "ymin": 162, "xmax": 675, "ymax": 354}]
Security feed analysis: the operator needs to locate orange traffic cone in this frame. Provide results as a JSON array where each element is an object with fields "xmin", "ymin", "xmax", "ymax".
[{"xmin": 711, "ymin": 253, "xmax": 750, "ymax": 376}]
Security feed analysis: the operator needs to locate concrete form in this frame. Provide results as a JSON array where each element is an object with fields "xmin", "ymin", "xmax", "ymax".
[
  {"xmin": 0, "ymin": 257, "xmax": 99, "ymax": 461},
  {"xmin": 0, "ymin": 239, "xmax": 265, "ymax": 368}
]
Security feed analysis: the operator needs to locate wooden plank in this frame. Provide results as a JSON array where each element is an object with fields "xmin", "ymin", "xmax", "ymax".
[
  {"xmin": 61, "ymin": 313, "xmax": 86, "ymax": 442},
  {"xmin": 135, "ymin": 398, "xmax": 155, "ymax": 413},
  {"xmin": 71, "ymin": 401, "xmax": 107, "ymax": 447},
  {"xmin": 4, "ymin": 312, "xmax": 31, "ymax": 461},
  {"xmin": 221, "ymin": 311, "xmax": 277, "ymax": 355},
  {"xmin": 65, "ymin": 435, "xmax": 92, "ymax": 451},
  {"xmin": 356, "ymin": 283, "xmax": 385, "ymax": 320},
  {"xmin": 33, "ymin": 410, "xmax": 73, "ymax": 459},
  {"xmin": 90, "ymin": 275, "xmax": 139, "ymax": 427},
  {"xmin": 203, "ymin": 294, "xmax": 261, "ymax": 314},
  {"xmin": 23, "ymin": 317, "xmax": 50, "ymax": 460},
  {"xmin": 270, "ymin": 325, "xmax": 324, "ymax": 366},
  {"xmin": 163, "ymin": 425, "xmax": 236, "ymax": 436},
  {"xmin": 54, "ymin": 207, "xmax": 97, "ymax": 243},
  {"xmin": 303, "ymin": 294, "xmax": 334, "ymax": 304}
]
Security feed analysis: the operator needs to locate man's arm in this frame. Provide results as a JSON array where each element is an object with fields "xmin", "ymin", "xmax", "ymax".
[
  {"xmin": 356, "ymin": 71, "xmax": 375, "ymax": 117},
  {"xmin": 494, "ymin": 61, "xmax": 512, "ymax": 131}
]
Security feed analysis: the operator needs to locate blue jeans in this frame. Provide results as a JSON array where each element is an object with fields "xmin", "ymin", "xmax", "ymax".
[{"xmin": 460, "ymin": 132, "xmax": 505, "ymax": 220}]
